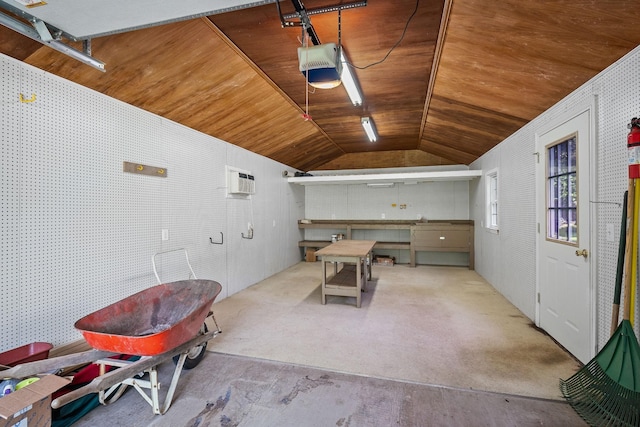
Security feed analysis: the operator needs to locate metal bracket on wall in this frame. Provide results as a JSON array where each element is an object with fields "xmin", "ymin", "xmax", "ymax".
[
  {"xmin": 209, "ymin": 232, "xmax": 223, "ymax": 245},
  {"xmin": 123, "ymin": 161, "xmax": 167, "ymax": 178}
]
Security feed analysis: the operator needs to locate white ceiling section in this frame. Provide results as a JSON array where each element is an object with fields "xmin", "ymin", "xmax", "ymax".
[{"xmin": 0, "ymin": 0, "xmax": 275, "ymax": 39}]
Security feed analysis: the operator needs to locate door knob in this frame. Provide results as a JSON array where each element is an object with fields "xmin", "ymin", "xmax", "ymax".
[{"xmin": 575, "ymin": 249, "xmax": 588, "ymax": 258}]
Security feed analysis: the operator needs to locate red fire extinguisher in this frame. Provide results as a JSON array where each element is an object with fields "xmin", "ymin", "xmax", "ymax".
[{"xmin": 629, "ymin": 118, "xmax": 640, "ymax": 178}]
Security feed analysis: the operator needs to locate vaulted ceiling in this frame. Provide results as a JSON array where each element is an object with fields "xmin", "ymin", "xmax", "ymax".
[{"xmin": 2, "ymin": 0, "xmax": 640, "ymax": 171}]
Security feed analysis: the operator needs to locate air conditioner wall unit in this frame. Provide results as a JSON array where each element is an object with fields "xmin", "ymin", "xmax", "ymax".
[{"xmin": 226, "ymin": 166, "xmax": 255, "ymax": 195}]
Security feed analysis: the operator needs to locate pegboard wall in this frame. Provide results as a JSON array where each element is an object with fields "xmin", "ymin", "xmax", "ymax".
[
  {"xmin": 1, "ymin": 57, "xmax": 22, "ymax": 347},
  {"xmin": 470, "ymin": 45, "xmax": 640, "ymax": 352},
  {"xmin": 0, "ymin": 54, "xmax": 303, "ymax": 351},
  {"xmin": 592, "ymin": 48, "xmax": 640, "ymax": 346},
  {"xmin": 469, "ymin": 124, "xmax": 540, "ymax": 315}
]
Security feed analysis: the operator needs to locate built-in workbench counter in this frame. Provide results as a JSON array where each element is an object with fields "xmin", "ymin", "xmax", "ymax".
[
  {"xmin": 410, "ymin": 221, "xmax": 474, "ymax": 269},
  {"xmin": 298, "ymin": 220, "xmax": 474, "ymax": 269}
]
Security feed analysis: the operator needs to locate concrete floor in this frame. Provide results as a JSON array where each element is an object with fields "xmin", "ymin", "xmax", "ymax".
[
  {"xmin": 70, "ymin": 261, "xmax": 586, "ymax": 425},
  {"xmin": 210, "ymin": 262, "xmax": 581, "ymax": 399},
  {"xmin": 73, "ymin": 352, "xmax": 586, "ymax": 427}
]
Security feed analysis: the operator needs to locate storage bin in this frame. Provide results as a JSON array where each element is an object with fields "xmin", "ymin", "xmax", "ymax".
[{"xmin": 0, "ymin": 342, "xmax": 53, "ymax": 367}]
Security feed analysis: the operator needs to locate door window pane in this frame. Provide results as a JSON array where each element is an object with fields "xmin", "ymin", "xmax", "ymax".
[{"xmin": 547, "ymin": 135, "xmax": 577, "ymax": 244}]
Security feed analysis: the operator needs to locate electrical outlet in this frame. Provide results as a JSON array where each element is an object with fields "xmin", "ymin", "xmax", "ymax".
[
  {"xmin": 161, "ymin": 229, "xmax": 169, "ymax": 241},
  {"xmin": 381, "ymin": 213, "xmax": 385, "ymax": 219}
]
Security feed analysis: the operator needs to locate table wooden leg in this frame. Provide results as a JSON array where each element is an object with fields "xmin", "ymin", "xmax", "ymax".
[
  {"xmin": 361, "ymin": 259, "xmax": 367, "ymax": 293},
  {"xmin": 363, "ymin": 251, "xmax": 371, "ymax": 290},
  {"xmin": 356, "ymin": 257, "xmax": 362, "ymax": 308},
  {"xmin": 321, "ymin": 259, "xmax": 327, "ymax": 305}
]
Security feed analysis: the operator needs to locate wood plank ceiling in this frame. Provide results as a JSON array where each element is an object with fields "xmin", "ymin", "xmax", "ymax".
[{"xmin": 1, "ymin": 0, "xmax": 640, "ymax": 172}]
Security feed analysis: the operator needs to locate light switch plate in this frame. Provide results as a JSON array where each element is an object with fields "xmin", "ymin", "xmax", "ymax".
[{"xmin": 606, "ymin": 223, "xmax": 614, "ymax": 242}]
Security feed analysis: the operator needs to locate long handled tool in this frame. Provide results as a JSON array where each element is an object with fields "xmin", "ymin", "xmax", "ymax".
[
  {"xmin": 610, "ymin": 191, "xmax": 629, "ymax": 336},
  {"xmin": 560, "ymin": 184, "xmax": 640, "ymax": 426},
  {"xmin": 626, "ymin": 180, "xmax": 640, "ymax": 328}
]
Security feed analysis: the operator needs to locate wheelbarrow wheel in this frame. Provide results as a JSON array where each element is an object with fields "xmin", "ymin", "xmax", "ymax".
[{"xmin": 173, "ymin": 323, "xmax": 208, "ymax": 370}]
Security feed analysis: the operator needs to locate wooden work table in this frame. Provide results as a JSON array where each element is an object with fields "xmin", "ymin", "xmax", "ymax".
[{"xmin": 315, "ymin": 240, "xmax": 376, "ymax": 308}]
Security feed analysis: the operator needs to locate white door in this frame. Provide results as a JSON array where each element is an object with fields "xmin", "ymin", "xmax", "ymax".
[{"xmin": 536, "ymin": 108, "xmax": 593, "ymax": 363}]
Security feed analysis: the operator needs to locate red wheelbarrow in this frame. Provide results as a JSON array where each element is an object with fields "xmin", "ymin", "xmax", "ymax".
[{"xmin": 0, "ymin": 279, "xmax": 222, "ymax": 415}]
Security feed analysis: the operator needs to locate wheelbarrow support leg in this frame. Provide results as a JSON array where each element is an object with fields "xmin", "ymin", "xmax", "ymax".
[
  {"xmin": 99, "ymin": 381, "xmax": 129, "ymax": 405},
  {"xmin": 159, "ymin": 352, "xmax": 187, "ymax": 414},
  {"xmin": 98, "ymin": 351, "xmax": 188, "ymax": 414}
]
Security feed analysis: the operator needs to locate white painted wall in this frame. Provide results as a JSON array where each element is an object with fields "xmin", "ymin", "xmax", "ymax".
[
  {"xmin": 302, "ymin": 177, "xmax": 471, "ymax": 264},
  {"xmin": 470, "ymin": 45, "xmax": 640, "ymax": 350},
  {"xmin": 0, "ymin": 53, "xmax": 304, "ymax": 350}
]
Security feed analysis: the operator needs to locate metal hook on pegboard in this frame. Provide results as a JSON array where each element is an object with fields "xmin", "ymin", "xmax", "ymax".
[
  {"xmin": 19, "ymin": 93, "xmax": 36, "ymax": 103},
  {"xmin": 209, "ymin": 232, "xmax": 224, "ymax": 245}
]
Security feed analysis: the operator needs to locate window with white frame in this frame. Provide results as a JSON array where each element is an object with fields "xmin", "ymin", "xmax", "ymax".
[{"xmin": 486, "ymin": 169, "xmax": 498, "ymax": 231}]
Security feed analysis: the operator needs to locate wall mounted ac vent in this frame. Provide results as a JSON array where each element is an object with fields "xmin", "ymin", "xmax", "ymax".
[{"xmin": 226, "ymin": 166, "xmax": 255, "ymax": 196}]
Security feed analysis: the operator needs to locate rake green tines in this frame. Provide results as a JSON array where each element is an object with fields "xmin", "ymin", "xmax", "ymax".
[{"xmin": 560, "ymin": 320, "xmax": 640, "ymax": 426}]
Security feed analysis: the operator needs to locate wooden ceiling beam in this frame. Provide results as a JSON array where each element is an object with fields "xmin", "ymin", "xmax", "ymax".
[{"xmin": 418, "ymin": 0, "xmax": 452, "ymax": 149}]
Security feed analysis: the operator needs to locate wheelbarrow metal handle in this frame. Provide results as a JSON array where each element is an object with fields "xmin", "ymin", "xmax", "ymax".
[
  {"xmin": 1, "ymin": 349, "xmax": 119, "ymax": 379},
  {"xmin": 51, "ymin": 328, "xmax": 218, "ymax": 409}
]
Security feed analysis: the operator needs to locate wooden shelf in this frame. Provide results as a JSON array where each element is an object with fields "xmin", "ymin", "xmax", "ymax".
[
  {"xmin": 298, "ymin": 240, "xmax": 332, "ymax": 248},
  {"xmin": 375, "ymin": 241, "xmax": 411, "ymax": 250},
  {"xmin": 299, "ymin": 240, "xmax": 409, "ymax": 250},
  {"xmin": 299, "ymin": 219, "xmax": 415, "ymax": 227},
  {"xmin": 326, "ymin": 265, "xmax": 361, "ymax": 288}
]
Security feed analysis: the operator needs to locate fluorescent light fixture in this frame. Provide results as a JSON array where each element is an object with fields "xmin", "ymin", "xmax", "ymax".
[
  {"xmin": 340, "ymin": 50, "xmax": 362, "ymax": 106},
  {"xmin": 366, "ymin": 183, "xmax": 394, "ymax": 188},
  {"xmin": 361, "ymin": 117, "xmax": 377, "ymax": 142}
]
